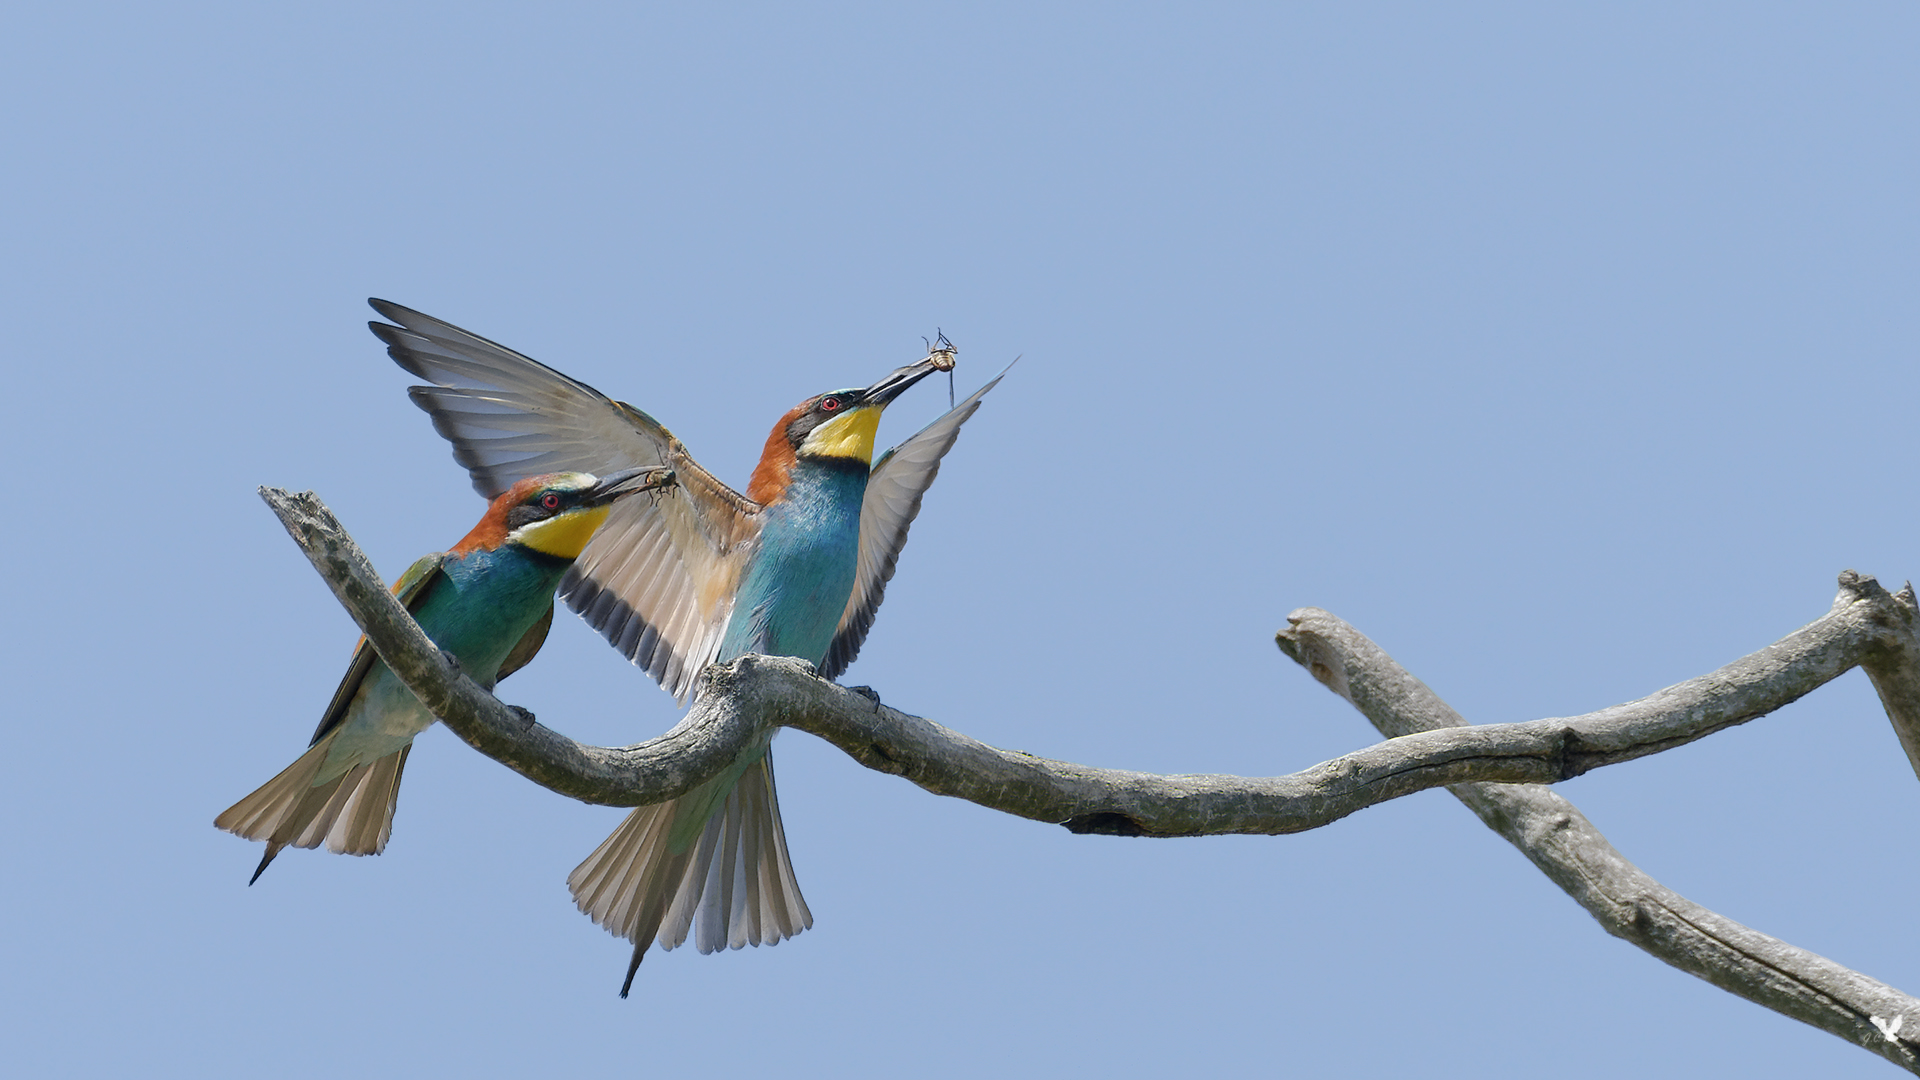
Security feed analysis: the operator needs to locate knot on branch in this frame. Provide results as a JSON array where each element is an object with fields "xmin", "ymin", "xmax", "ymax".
[
  {"xmin": 1062, "ymin": 811, "xmax": 1151, "ymax": 836},
  {"xmin": 1838, "ymin": 571, "xmax": 1917, "ymax": 630},
  {"xmin": 1552, "ymin": 726, "xmax": 1583, "ymax": 781},
  {"xmin": 859, "ymin": 742, "xmax": 908, "ymax": 776}
]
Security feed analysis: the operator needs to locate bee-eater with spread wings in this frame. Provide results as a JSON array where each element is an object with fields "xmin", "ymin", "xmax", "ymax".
[
  {"xmin": 217, "ymin": 468, "xmax": 656, "ymax": 883},
  {"xmin": 369, "ymin": 300, "xmax": 1005, "ymax": 994}
]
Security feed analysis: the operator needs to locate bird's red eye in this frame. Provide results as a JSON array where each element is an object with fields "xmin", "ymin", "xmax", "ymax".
[
  {"xmin": 541, "ymin": 493, "xmax": 562, "ymax": 511},
  {"xmin": 820, "ymin": 397, "xmax": 840, "ymax": 412}
]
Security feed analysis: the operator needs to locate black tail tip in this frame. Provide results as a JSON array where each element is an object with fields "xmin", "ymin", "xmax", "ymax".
[
  {"xmin": 247, "ymin": 844, "xmax": 283, "ymax": 886},
  {"xmin": 619, "ymin": 948, "xmax": 645, "ymax": 998}
]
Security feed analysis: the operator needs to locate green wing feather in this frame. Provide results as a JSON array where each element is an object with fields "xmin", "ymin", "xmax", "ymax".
[
  {"xmin": 496, "ymin": 603, "xmax": 554, "ymax": 683},
  {"xmin": 307, "ymin": 553, "xmax": 447, "ymax": 746}
]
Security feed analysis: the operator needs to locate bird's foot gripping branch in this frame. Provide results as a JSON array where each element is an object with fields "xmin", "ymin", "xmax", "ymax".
[{"xmin": 263, "ymin": 485, "xmax": 1920, "ymax": 1072}]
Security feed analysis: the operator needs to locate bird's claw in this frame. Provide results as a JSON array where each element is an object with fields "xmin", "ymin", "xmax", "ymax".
[
  {"xmin": 849, "ymin": 685, "xmax": 883, "ymax": 712},
  {"xmin": 508, "ymin": 705, "xmax": 536, "ymax": 729},
  {"xmin": 439, "ymin": 648, "xmax": 462, "ymax": 676}
]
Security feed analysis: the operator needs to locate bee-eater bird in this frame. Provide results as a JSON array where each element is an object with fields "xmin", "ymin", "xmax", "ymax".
[
  {"xmin": 216, "ymin": 468, "xmax": 657, "ymax": 884},
  {"xmin": 368, "ymin": 300, "xmax": 1005, "ymax": 994}
]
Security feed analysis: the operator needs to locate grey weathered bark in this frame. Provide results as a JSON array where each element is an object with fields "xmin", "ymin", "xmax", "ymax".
[
  {"xmin": 1275, "ymin": 594, "xmax": 1920, "ymax": 1073},
  {"xmin": 261, "ymin": 486, "xmax": 1920, "ymax": 1070},
  {"xmin": 1859, "ymin": 586, "xmax": 1920, "ymax": 786}
]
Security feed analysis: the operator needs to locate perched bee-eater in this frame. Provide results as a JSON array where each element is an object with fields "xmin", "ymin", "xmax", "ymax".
[
  {"xmin": 369, "ymin": 300, "xmax": 1004, "ymax": 994},
  {"xmin": 217, "ymin": 468, "xmax": 657, "ymax": 883}
]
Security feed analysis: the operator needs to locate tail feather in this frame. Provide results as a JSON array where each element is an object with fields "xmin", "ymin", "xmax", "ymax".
[
  {"xmin": 216, "ymin": 740, "xmax": 329, "ymax": 842},
  {"xmin": 698, "ymin": 790, "xmax": 742, "ymax": 954},
  {"xmin": 661, "ymin": 801, "xmax": 723, "ymax": 950},
  {"xmin": 289, "ymin": 763, "xmax": 366, "ymax": 849},
  {"xmin": 568, "ymin": 753, "xmax": 811, "ymax": 995},
  {"xmin": 570, "ymin": 800, "xmax": 690, "ymax": 998},
  {"xmin": 214, "ymin": 736, "xmax": 413, "ymax": 881},
  {"xmin": 571, "ymin": 799, "xmax": 680, "ymax": 938},
  {"xmin": 750, "ymin": 761, "xmax": 808, "ymax": 939},
  {"xmin": 249, "ymin": 843, "xmax": 287, "ymax": 886},
  {"xmin": 728, "ymin": 789, "xmax": 758, "ymax": 950},
  {"xmin": 339, "ymin": 748, "xmax": 408, "ymax": 854}
]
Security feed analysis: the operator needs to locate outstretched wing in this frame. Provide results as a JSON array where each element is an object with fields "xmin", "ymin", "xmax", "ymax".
[
  {"xmin": 370, "ymin": 300, "xmax": 761, "ymax": 703},
  {"xmin": 369, "ymin": 299, "xmax": 674, "ymax": 496},
  {"xmin": 561, "ymin": 454, "xmax": 761, "ymax": 702},
  {"xmin": 819, "ymin": 365, "xmax": 1011, "ymax": 681}
]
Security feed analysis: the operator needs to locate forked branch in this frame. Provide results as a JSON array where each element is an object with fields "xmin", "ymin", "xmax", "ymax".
[
  {"xmin": 1276, "ymin": 592, "xmax": 1920, "ymax": 1073},
  {"xmin": 262, "ymin": 484, "xmax": 1920, "ymax": 1069}
]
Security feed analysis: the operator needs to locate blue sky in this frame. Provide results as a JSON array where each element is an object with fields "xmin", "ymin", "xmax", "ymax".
[{"xmin": 4, "ymin": 3, "xmax": 1916, "ymax": 1076}]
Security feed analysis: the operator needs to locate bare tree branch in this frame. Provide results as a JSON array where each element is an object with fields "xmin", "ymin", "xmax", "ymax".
[
  {"xmin": 260, "ymin": 488, "xmax": 1912, "ymax": 831},
  {"xmin": 1275, "ymin": 599, "xmax": 1920, "ymax": 1074},
  {"xmin": 1852, "ymin": 573, "xmax": 1920, "ymax": 784},
  {"xmin": 261, "ymin": 484, "xmax": 1919, "ymax": 834},
  {"xmin": 260, "ymin": 487, "xmax": 764, "ymax": 806},
  {"xmin": 262, "ymin": 489, "xmax": 1612, "ymax": 829},
  {"xmin": 262, "ymin": 485, "xmax": 1920, "ymax": 1067}
]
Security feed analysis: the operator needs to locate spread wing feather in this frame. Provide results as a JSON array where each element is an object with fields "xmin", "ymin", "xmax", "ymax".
[
  {"xmin": 370, "ymin": 300, "xmax": 759, "ymax": 703},
  {"xmin": 819, "ymin": 366, "xmax": 1010, "ymax": 681}
]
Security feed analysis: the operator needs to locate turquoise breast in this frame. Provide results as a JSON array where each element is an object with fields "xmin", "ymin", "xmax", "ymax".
[{"xmin": 720, "ymin": 458, "xmax": 868, "ymax": 666}]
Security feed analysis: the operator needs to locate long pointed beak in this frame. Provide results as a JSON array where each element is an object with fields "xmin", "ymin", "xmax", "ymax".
[
  {"xmin": 861, "ymin": 356, "xmax": 942, "ymax": 408},
  {"xmin": 586, "ymin": 466, "xmax": 676, "ymax": 504}
]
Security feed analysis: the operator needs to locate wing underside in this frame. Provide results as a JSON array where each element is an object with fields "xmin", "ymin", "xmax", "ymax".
[
  {"xmin": 820, "ymin": 367, "xmax": 1008, "ymax": 681},
  {"xmin": 371, "ymin": 300, "xmax": 759, "ymax": 702}
]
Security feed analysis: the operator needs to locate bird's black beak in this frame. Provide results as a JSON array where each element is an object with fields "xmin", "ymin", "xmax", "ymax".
[
  {"xmin": 860, "ymin": 355, "xmax": 943, "ymax": 408},
  {"xmin": 587, "ymin": 466, "xmax": 676, "ymax": 505}
]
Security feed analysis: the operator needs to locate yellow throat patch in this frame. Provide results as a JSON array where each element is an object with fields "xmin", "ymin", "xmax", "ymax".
[
  {"xmin": 801, "ymin": 406, "xmax": 882, "ymax": 463},
  {"xmin": 513, "ymin": 503, "xmax": 612, "ymax": 560}
]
